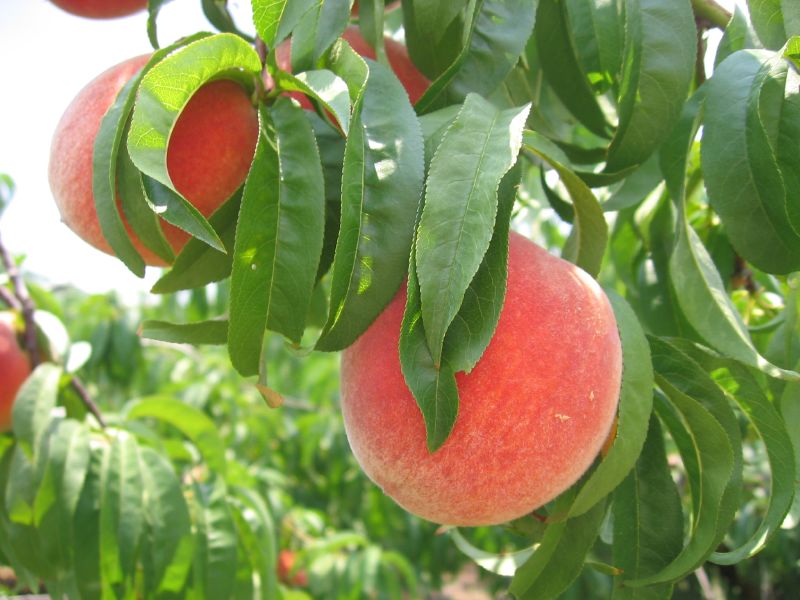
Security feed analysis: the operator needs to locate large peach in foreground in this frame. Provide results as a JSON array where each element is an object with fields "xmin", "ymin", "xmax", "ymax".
[
  {"xmin": 49, "ymin": 0, "xmax": 147, "ymax": 19},
  {"xmin": 0, "ymin": 313, "xmax": 32, "ymax": 433},
  {"xmin": 49, "ymin": 55, "xmax": 259, "ymax": 265},
  {"xmin": 341, "ymin": 232, "xmax": 622, "ymax": 526}
]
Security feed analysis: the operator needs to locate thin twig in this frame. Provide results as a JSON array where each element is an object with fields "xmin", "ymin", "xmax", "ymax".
[
  {"xmin": 70, "ymin": 377, "xmax": 107, "ymax": 428},
  {"xmin": 0, "ymin": 227, "xmax": 106, "ymax": 428},
  {"xmin": 0, "ymin": 229, "xmax": 40, "ymax": 366},
  {"xmin": 0, "ymin": 284, "xmax": 21, "ymax": 310}
]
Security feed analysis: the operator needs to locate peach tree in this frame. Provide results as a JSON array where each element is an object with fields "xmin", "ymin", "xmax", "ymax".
[{"xmin": 1, "ymin": 0, "xmax": 800, "ymax": 598}]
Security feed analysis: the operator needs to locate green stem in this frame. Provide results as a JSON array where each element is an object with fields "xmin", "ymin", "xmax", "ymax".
[{"xmin": 691, "ymin": 0, "xmax": 732, "ymax": 30}]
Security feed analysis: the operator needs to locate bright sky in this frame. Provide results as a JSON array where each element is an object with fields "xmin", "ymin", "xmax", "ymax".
[{"xmin": 0, "ymin": 0, "xmax": 739, "ymax": 302}]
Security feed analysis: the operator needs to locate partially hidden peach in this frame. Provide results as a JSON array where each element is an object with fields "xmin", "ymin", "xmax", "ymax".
[
  {"xmin": 275, "ymin": 26, "xmax": 429, "ymax": 105},
  {"xmin": 276, "ymin": 550, "xmax": 308, "ymax": 587},
  {"xmin": 49, "ymin": 0, "xmax": 147, "ymax": 19},
  {"xmin": 0, "ymin": 312, "xmax": 32, "ymax": 433},
  {"xmin": 49, "ymin": 55, "xmax": 259, "ymax": 266},
  {"xmin": 341, "ymin": 232, "xmax": 622, "ymax": 526}
]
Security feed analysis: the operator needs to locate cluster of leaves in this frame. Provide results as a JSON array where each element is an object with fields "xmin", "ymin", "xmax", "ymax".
[
  {"xmin": 0, "ymin": 277, "xmax": 490, "ymax": 598},
  {"xmin": 6, "ymin": 0, "xmax": 800, "ymax": 598}
]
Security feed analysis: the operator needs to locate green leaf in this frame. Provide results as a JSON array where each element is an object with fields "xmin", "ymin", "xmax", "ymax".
[
  {"xmin": 117, "ymin": 143, "xmax": 174, "ymax": 264},
  {"xmin": 141, "ymin": 175, "xmax": 225, "ymax": 253},
  {"xmin": 141, "ymin": 319, "xmax": 228, "ymax": 345},
  {"xmin": 93, "ymin": 74, "xmax": 148, "ymax": 277},
  {"xmin": 201, "ymin": 0, "xmax": 251, "ymax": 39},
  {"xmin": 776, "ymin": 80, "xmax": 800, "ymax": 237},
  {"xmin": 785, "ymin": 4, "xmax": 800, "ymax": 36},
  {"xmin": 4, "ymin": 445, "xmax": 52, "ymax": 578},
  {"xmin": 535, "ymin": 0, "xmax": 610, "ymax": 138},
  {"xmin": 316, "ymin": 55, "xmax": 425, "ymax": 351},
  {"xmin": 780, "ymin": 376, "xmax": 800, "ymax": 526},
  {"xmin": 146, "ymin": 0, "xmax": 172, "ymax": 48},
  {"xmin": 603, "ymin": 154, "xmax": 662, "ymax": 212},
  {"xmin": 715, "ymin": 5, "xmax": 759, "ymax": 67},
  {"xmin": 125, "ymin": 397, "xmax": 227, "ymax": 476},
  {"xmin": 565, "ymin": 0, "xmax": 624, "ymax": 94},
  {"xmin": 309, "ymin": 112, "xmax": 347, "ymax": 280},
  {"xmin": 192, "ymin": 478, "xmax": 238, "ymax": 600},
  {"xmin": 290, "ymin": 0, "xmax": 351, "ymax": 72},
  {"xmin": 710, "ymin": 366, "xmax": 795, "ymax": 562},
  {"xmin": 605, "ymin": 0, "xmax": 695, "ymax": 172},
  {"xmin": 666, "ymin": 345, "xmax": 797, "ymax": 563},
  {"xmin": 357, "ymin": 0, "xmax": 387, "ymax": 67},
  {"xmin": 139, "ymin": 446, "xmax": 194, "ymax": 595},
  {"xmin": 612, "ymin": 416, "xmax": 682, "ymax": 600},
  {"xmin": 72, "ymin": 448, "xmax": 104, "ymax": 600},
  {"xmin": 523, "ymin": 131, "xmax": 608, "ymax": 278},
  {"xmin": 416, "ymin": 95, "xmax": 529, "ymax": 365},
  {"xmin": 411, "ymin": 0, "xmax": 467, "ymax": 48},
  {"xmin": 748, "ymin": 0, "xmax": 787, "ymax": 49},
  {"xmin": 663, "ymin": 83, "xmax": 800, "ymax": 381},
  {"xmin": 649, "ymin": 338, "xmax": 743, "ymax": 550},
  {"xmin": 252, "ymin": 0, "xmax": 316, "ymax": 48},
  {"xmin": 127, "ymin": 33, "xmax": 261, "ymax": 194},
  {"xmin": 228, "ymin": 101, "xmax": 324, "ymax": 376},
  {"xmin": 568, "ymin": 292, "xmax": 653, "ymax": 518},
  {"xmin": 701, "ymin": 49, "xmax": 800, "ymax": 274},
  {"xmin": 99, "ymin": 434, "xmax": 144, "ymax": 595},
  {"xmin": 442, "ymin": 166, "xmax": 520, "ymax": 373},
  {"xmin": 628, "ymin": 382, "xmax": 735, "ymax": 586},
  {"xmin": 32, "ymin": 419, "xmax": 90, "ymax": 575},
  {"xmin": 402, "ymin": 0, "xmax": 465, "ymax": 80},
  {"xmin": 272, "ymin": 68, "xmax": 351, "ymax": 132},
  {"xmin": 671, "ymin": 187, "xmax": 799, "ymax": 381},
  {"xmin": 150, "ymin": 190, "xmax": 241, "ymax": 293},
  {"xmin": 399, "ymin": 231, "xmax": 459, "ymax": 453},
  {"xmin": 11, "ymin": 364, "xmax": 61, "ymax": 457},
  {"xmin": 415, "ymin": 0, "xmax": 537, "ymax": 112},
  {"xmin": 509, "ymin": 496, "xmax": 608, "ymax": 598},
  {"xmin": 229, "ymin": 486, "xmax": 278, "ymax": 600}
]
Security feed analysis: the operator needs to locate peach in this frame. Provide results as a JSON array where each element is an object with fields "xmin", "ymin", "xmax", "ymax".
[
  {"xmin": 276, "ymin": 550, "xmax": 308, "ymax": 587},
  {"xmin": 49, "ymin": 55, "xmax": 259, "ymax": 266},
  {"xmin": 275, "ymin": 26, "xmax": 429, "ymax": 105},
  {"xmin": 340, "ymin": 232, "xmax": 622, "ymax": 526},
  {"xmin": 0, "ymin": 312, "xmax": 32, "ymax": 433},
  {"xmin": 49, "ymin": 0, "xmax": 147, "ymax": 19}
]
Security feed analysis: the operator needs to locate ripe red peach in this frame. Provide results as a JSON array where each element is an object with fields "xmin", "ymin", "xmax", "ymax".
[
  {"xmin": 341, "ymin": 232, "xmax": 622, "ymax": 526},
  {"xmin": 49, "ymin": 0, "xmax": 147, "ymax": 19},
  {"xmin": 0, "ymin": 312, "xmax": 32, "ymax": 433},
  {"xmin": 49, "ymin": 55, "xmax": 259, "ymax": 266}
]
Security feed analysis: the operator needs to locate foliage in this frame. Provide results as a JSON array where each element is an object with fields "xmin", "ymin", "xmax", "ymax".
[{"xmin": 1, "ymin": 0, "xmax": 800, "ymax": 598}]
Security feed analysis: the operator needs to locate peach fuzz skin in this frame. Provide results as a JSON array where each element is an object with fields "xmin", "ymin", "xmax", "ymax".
[
  {"xmin": 0, "ymin": 313, "xmax": 31, "ymax": 433},
  {"xmin": 49, "ymin": 0, "xmax": 147, "ymax": 19},
  {"xmin": 275, "ymin": 26, "xmax": 430, "ymax": 105},
  {"xmin": 341, "ymin": 232, "xmax": 622, "ymax": 526},
  {"xmin": 49, "ymin": 55, "xmax": 259, "ymax": 266}
]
